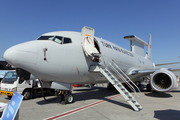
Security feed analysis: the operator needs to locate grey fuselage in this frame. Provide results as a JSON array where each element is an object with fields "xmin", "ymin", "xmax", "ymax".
[{"xmin": 4, "ymin": 31, "xmax": 155, "ymax": 84}]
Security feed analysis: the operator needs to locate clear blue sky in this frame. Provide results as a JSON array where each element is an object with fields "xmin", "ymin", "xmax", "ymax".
[{"xmin": 0, "ymin": 0, "xmax": 180, "ymax": 68}]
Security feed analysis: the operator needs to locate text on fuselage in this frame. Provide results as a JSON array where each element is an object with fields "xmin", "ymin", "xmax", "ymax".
[{"xmin": 101, "ymin": 41, "xmax": 134, "ymax": 57}]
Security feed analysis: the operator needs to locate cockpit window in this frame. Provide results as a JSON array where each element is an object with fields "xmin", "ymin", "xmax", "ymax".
[
  {"xmin": 37, "ymin": 35, "xmax": 72, "ymax": 44},
  {"xmin": 63, "ymin": 37, "xmax": 72, "ymax": 44},
  {"xmin": 53, "ymin": 36, "xmax": 63, "ymax": 44},
  {"xmin": 37, "ymin": 36, "xmax": 54, "ymax": 40}
]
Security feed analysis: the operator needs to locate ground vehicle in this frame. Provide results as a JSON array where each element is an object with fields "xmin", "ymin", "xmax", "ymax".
[
  {"xmin": 0, "ymin": 70, "xmax": 55, "ymax": 100},
  {"xmin": 0, "ymin": 60, "xmax": 14, "ymax": 81}
]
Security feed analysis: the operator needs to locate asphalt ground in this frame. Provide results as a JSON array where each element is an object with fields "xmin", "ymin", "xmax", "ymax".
[{"xmin": 0, "ymin": 82, "xmax": 180, "ymax": 120}]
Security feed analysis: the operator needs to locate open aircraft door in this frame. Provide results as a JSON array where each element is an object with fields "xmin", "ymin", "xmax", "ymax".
[{"xmin": 81, "ymin": 26, "xmax": 99, "ymax": 57}]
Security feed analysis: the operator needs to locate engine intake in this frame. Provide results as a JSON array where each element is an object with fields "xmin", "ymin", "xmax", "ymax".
[{"xmin": 150, "ymin": 68, "xmax": 178, "ymax": 92}]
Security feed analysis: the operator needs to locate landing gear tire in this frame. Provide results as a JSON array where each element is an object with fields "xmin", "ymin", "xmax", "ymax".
[
  {"xmin": 65, "ymin": 94, "xmax": 74, "ymax": 104},
  {"xmin": 23, "ymin": 90, "xmax": 31, "ymax": 100}
]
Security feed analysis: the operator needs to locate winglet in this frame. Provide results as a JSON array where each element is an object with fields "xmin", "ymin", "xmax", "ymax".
[{"xmin": 145, "ymin": 34, "xmax": 152, "ymax": 61}]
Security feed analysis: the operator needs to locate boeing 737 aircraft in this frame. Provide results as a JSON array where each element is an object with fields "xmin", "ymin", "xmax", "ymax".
[{"xmin": 3, "ymin": 26, "xmax": 179, "ymax": 111}]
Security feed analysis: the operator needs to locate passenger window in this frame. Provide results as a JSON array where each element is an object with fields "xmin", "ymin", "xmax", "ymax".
[
  {"xmin": 63, "ymin": 37, "xmax": 72, "ymax": 44},
  {"xmin": 53, "ymin": 36, "xmax": 63, "ymax": 44}
]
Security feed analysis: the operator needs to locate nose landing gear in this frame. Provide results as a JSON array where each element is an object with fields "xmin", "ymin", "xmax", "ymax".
[{"xmin": 60, "ymin": 90, "xmax": 74, "ymax": 104}]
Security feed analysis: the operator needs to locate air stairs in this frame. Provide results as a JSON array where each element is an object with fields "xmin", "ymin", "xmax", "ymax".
[{"xmin": 90, "ymin": 62, "xmax": 142, "ymax": 111}]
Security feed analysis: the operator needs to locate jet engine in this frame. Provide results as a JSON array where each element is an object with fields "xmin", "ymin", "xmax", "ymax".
[
  {"xmin": 16, "ymin": 68, "xmax": 36, "ymax": 80},
  {"xmin": 150, "ymin": 68, "xmax": 179, "ymax": 92}
]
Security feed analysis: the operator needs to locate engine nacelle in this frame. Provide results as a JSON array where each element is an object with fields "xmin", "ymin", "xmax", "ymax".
[
  {"xmin": 16, "ymin": 68, "xmax": 36, "ymax": 80},
  {"xmin": 150, "ymin": 68, "xmax": 179, "ymax": 92}
]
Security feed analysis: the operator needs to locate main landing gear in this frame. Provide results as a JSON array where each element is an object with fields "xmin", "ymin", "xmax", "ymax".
[{"xmin": 146, "ymin": 84, "xmax": 151, "ymax": 92}]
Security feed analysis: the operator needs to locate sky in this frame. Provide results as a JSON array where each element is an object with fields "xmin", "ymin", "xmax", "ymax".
[{"xmin": 0, "ymin": 0, "xmax": 180, "ymax": 68}]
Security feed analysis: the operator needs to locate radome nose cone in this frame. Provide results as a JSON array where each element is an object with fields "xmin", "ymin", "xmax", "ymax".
[
  {"xmin": 3, "ymin": 41, "xmax": 38, "ymax": 67},
  {"xmin": 4, "ymin": 46, "xmax": 16, "ymax": 65}
]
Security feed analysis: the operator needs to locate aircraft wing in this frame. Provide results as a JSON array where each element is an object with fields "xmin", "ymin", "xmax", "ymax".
[
  {"xmin": 168, "ymin": 68, "xmax": 180, "ymax": 72},
  {"xmin": 128, "ymin": 69, "xmax": 156, "ymax": 82},
  {"xmin": 155, "ymin": 62, "xmax": 180, "ymax": 66},
  {"xmin": 131, "ymin": 69, "xmax": 157, "ymax": 76},
  {"xmin": 131, "ymin": 68, "xmax": 180, "ymax": 77}
]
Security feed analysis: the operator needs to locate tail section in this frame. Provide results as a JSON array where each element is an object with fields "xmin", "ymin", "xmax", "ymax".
[{"xmin": 145, "ymin": 34, "xmax": 152, "ymax": 61}]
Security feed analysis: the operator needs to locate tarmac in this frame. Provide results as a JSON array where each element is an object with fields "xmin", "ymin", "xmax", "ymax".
[{"xmin": 0, "ymin": 82, "xmax": 180, "ymax": 120}]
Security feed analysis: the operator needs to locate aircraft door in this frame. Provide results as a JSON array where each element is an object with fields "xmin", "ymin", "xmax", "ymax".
[{"xmin": 81, "ymin": 26, "xmax": 99, "ymax": 57}]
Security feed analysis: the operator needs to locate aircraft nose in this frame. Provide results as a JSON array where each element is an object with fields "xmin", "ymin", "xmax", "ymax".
[
  {"xmin": 3, "ymin": 46, "xmax": 16, "ymax": 65},
  {"xmin": 4, "ymin": 41, "xmax": 38, "ymax": 68}
]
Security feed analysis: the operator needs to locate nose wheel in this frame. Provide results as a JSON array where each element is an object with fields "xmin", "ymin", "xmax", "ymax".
[
  {"xmin": 65, "ymin": 94, "xmax": 74, "ymax": 104},
  {"xmin": 60, "ymin": 91, "xmax": 74, "ymax": 104}
]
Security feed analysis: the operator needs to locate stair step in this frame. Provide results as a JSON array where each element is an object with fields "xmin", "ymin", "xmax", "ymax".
[
  {"xmin": 120, "ymin": 87, "xmax": 124, "ymax": 90},
  {"xmin": 135, "ymin": 105, "xmax": 140, "ymax": 107},
  {"xmin": 121, "ymin": 89, "xmax": 125, "ymax": 91},
  {"xmin": 118, "ymin": 86, "xmax": 123, "ymax": 89},
  {"xmin": 114, "ymin": 81, "xmax": 119, "ymax": 84},
  {"xmin": 128, "ymin": 96, "xmax": 132, "ymax": 99},
  {"xmin": 107, "ymin": 74, "xmax": 111, "ymax": 76},
  {"xmin": 124, "ymin": 92, "xmax": 129, "ymax": 94},
  {"xmin": 111, "ymin": 77, "xmax": 115, "ymax": 80},
  {"xmin": 132, "ymin": 100, "xmax": 136, "ymax": 103}
]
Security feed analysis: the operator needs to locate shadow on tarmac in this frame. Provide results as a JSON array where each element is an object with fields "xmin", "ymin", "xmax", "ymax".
[
  {"xmin": 170, "ymin": 90, "xmax": 180, "ymax": 92},
  {"xmin": 36, "ymin": 86, "xmax": 178, "ymax": 111},
  {"xmin": 36, "ymin": 86, "xmax": 133, "ymax": 110},
  {"xmin": 154, "ymin": 109, "xmax": 180, "ymax": 120},
  {"xmin": 74, "ymin": 87, "xmax": 118, "ymax": 101},
  {"xmin": 36, "ymin": 96, "xmax": 61, "ymax": 105},
  {"xmin": 144, "ymin": 92, "xmax": 172, "ymax": 98}
]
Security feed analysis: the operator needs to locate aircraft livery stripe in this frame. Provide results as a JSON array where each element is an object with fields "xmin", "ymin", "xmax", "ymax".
[{"xmin": 44, "ymin": 94, "xmax": 121, "ymax": 120}]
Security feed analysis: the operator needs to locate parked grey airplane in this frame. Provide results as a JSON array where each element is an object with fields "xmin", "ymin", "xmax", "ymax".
[{"xmin": 3, "ymin": 26, "xmax": 179, "ymax": 111}]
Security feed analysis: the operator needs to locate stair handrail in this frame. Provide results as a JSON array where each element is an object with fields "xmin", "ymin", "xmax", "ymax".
[
  {"xmin": 108, "ymin": 62, "xmax": 137, "ymax": 94},
  {"xmin": 111, "ymin": 61, "xmax": 142, "ymax": 93},
  {"xmin": 100, "ymin": 54, "xmax": 142, "ymax": 98},
  {"xmin": 108, "ymin": 61, "xmax": 142, "ymax": 97}
]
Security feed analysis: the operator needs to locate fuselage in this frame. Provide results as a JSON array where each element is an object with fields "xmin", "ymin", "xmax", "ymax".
[{"xmin": 4, "ymin": 31, "xmax": 155, "ymax": 84}]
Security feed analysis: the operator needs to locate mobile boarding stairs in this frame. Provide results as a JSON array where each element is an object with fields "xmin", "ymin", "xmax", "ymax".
[{"xmin": 89, "ymin": 60, "xmax": 142, "ymax": 112}]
